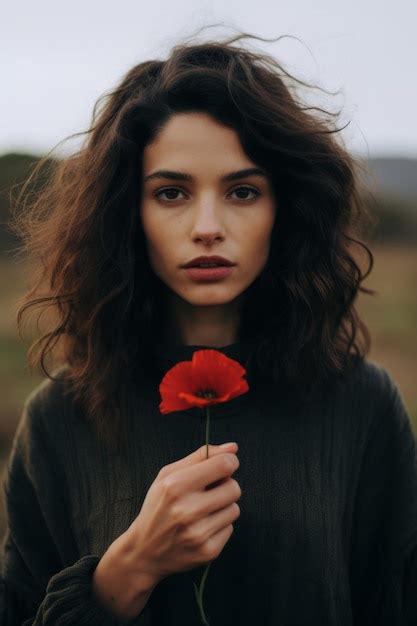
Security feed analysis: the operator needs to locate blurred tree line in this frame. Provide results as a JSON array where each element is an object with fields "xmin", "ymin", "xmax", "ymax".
[{"xmin": 0, "ymin": 152, "xmax": 55, "ymax": 258}]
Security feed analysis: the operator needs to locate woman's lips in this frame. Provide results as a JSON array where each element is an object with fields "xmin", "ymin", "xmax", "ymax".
[{"xmin": 184, "ymin": 266, "xmax": 234, "ymax": 281}]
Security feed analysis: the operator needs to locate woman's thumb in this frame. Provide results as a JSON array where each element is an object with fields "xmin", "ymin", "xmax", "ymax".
[{"xmin": 200, "ymin": 442, "xmax": 238, "ymax": 456}]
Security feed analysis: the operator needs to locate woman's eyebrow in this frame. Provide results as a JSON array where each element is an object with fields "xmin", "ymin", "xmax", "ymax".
[{"xmin": 144, "ymin": 167, "xmax": 267, "ymax": 183}]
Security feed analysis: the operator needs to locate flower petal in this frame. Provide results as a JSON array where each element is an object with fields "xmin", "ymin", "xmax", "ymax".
[
  {"xmin": 158, "ymin": 348, "xmax": 249, "ymax": 414},
  {"xmin": 191, "ymin": 350, "xmax": 247, "ymax": 396},
  {"xmin": 159, "ymin": 361, "xmax": 197, "ymax": 413}
]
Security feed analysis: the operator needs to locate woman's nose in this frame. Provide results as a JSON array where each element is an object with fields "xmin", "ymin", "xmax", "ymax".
[{"xmin": 190, "ymin": 202, "xmax": 225, "ymax": 240}]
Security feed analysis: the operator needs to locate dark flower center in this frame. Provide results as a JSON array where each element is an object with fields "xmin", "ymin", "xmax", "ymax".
[{"xmin": 195, "ymin": 389, "xmax": 218, "ymax": 399}]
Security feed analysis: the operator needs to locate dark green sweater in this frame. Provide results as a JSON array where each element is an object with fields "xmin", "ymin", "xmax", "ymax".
[{"xmin": 1, "ymin": 338, "xmax": 417, "ymax": 625}]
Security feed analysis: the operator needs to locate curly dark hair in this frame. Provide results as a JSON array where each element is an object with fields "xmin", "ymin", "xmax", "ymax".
[{"xmin": 9, "ymin": 30, "xmax": 377, "ymax": 451}]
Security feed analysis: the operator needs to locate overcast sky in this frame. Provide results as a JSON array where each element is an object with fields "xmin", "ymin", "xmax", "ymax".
[{"xmin": 2, "ymin": 0, "xmax": 416, "ymax": 159}]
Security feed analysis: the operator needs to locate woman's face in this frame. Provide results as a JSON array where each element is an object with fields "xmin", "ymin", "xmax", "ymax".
[{"xmin": 140, "ymin": 112, "xmax": 276, "ymax": 308}]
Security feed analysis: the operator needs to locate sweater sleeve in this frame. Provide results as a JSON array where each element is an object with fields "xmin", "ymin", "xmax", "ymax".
[
  {"xmin": 349, "ymin": 366, "xmax": 417, "ymax": 626},
  {"xmin": 0, "ymin": 396, "xmax": 153, "ymax": 625}
]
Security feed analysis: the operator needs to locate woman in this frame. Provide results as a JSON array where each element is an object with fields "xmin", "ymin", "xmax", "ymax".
[{"xmin": 2, "ymin": 31, "xmax": 416, "ymax": 625}]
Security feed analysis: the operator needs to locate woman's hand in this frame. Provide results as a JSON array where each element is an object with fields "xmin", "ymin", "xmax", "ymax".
[
  {"xmin": 124, "ymin": 442, "xmax": 241, "ymax": 584},
  {"xmin": 92, "ymin": 443, "xmax": 241, "ymax": 620}
]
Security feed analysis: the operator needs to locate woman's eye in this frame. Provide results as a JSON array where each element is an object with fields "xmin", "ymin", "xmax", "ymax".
[
  {"xmin": 154, "ymin": 188, "xmax": 186, "ymax": 202},
  {"xmin": 154, "ymin": 186, "xmax": 260, "ymax": 203},
  {"xmin": 230, "ymin": 186, "xmax": 260, "ymax": 201}
]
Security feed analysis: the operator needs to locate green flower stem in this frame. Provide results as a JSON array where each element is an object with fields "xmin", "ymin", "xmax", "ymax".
[
  {"xmin": 194, "ymin": 405, "xmax": 212, "ymax": 625},
  {"xmin": 205, "ymin": 405, "xmax": 210, "ymax": 460}
]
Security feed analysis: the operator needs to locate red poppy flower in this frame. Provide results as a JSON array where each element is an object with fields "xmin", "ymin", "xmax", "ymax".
[
  {"xmin": 158, "ymin": 348, "xmax": 249, "ymax": 625},
  {"xmin": 159, "ymin": 349, "xmax": 249, "ymax": 414}
]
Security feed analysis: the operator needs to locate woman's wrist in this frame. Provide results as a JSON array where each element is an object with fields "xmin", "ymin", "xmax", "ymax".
[{"xmin": 92, "ymin": 530, "xmax": 159, "ymax": 621}]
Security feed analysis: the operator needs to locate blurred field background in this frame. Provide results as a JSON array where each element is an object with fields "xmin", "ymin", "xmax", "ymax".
[{"xmin": 0, "ymin": 152, "xmax": 416, "ymax": 547}]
